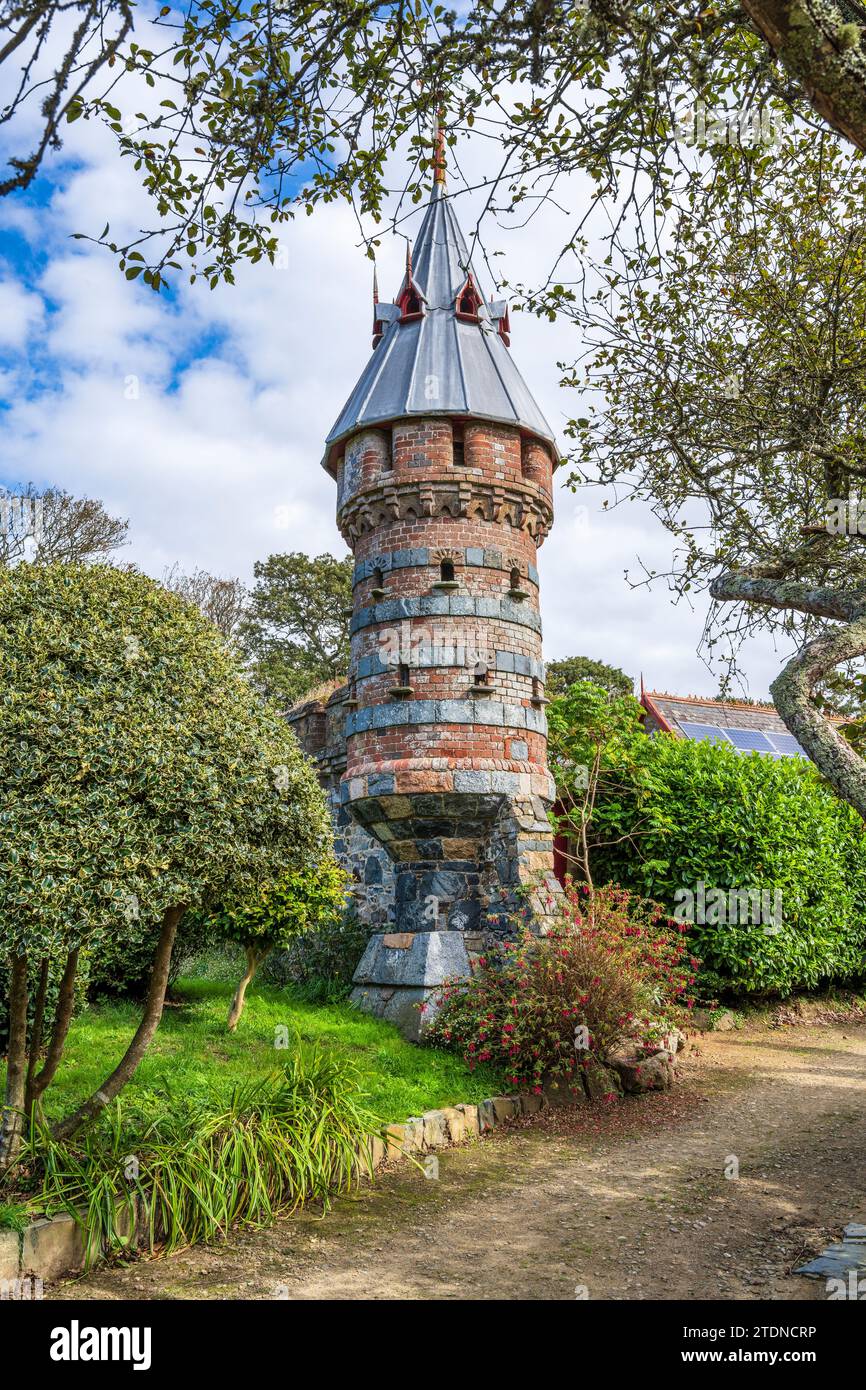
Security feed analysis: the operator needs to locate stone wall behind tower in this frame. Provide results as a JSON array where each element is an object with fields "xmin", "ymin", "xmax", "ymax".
[{"xmin": 287, "ymin": 687, "xmax": 395, "ymax": 930}]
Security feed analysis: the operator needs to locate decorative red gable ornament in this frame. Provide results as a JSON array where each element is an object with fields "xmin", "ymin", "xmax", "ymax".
[
  {"xmin": 455, "ymin": 273, "xmax": 483, "ymax": 321},
  {"xmin": 396, "ymin": 241, "xmax": 425, "ymax": 321}
]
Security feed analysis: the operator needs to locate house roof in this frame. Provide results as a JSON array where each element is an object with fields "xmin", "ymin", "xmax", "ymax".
[
  {"xmin": 640, "ymin": 688, "xmax": 809, "ymax": 758},
  {"xmin": 322, "ymin": 183, "xmax": 556, "ymax": 470}
]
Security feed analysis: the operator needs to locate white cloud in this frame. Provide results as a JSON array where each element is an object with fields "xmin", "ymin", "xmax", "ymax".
[
  {"xmin": 38, "ymin": 252, "xmax": 181, "ymax": 377},
  {"xmin": 0, "ymin": 201, "xmax": 41, "ymax": 240},
  {"xmin": 0, "ymin": 278, "xmax": 44, "ymax": 347}
]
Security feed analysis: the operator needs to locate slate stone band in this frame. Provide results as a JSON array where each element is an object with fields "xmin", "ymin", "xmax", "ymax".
[
  {"xmin": 353, "ymin": 547, "xmax": 540, "ymax": 588},
  {"xmin": 344, "ymin": 698, "xmax": 548, "ymax": 737},
  {"xmin": 354, "ymin": 647, "xmax": 546, "ymax": 680},
  {"xmin": 350, "ymin": 594, "xmax": 543, "ymax": 636}
]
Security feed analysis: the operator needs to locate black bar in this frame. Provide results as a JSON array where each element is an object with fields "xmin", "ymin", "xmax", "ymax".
[{"xmin": 2, "ymin": 1296, "xmax": 853, "ymax": 1377}]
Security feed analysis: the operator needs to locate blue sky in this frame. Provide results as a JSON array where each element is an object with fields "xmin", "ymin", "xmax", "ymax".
[{"xmin": 0, "ymin": 22, "xmax": 788, "ymax": 700}]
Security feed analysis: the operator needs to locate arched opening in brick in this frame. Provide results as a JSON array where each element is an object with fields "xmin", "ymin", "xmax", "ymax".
[
  {"xmin": 452, "ymin": 428, "xmax": 465, "ymax": 466},
  {"xmin": 509, "ymin": 565, "xmax": 529, "ymax": 600},
  {"xmin": 470, "ymin": 660, "xmax": 494, "ymax": 696},
  {"xmin": 440, "ymin": 558, "xmax": 455, "ymax": 583},
  {"xmin": 371, "ymin": 566, "xmax": 385, "ymax": 599},
  {"xmin": 389, "ymin": 661, "xmax": 413, "ymax": 698}
]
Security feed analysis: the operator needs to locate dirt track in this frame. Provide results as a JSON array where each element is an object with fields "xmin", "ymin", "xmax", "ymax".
[{"xmin": 50, "ymin": 1017, "xmax": 866, "ymax": 1301}]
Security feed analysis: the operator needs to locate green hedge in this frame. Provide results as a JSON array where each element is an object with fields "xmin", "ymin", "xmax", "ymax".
[
  {"xmin": 85, "ymin": 913, "xmax": 214, "ymax": 1001},
  {"xmin": 262, "ymin": 909, "xmax": 370, "ymax": 1001},
  {"xmin": 589, "ymin": 736, "xmax": 866, "ymax": 997}
]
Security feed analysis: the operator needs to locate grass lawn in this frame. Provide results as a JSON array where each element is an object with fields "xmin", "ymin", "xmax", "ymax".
[{"xmin": 35, "ymin": 977, "xmax": 503, "ymax": 1126}]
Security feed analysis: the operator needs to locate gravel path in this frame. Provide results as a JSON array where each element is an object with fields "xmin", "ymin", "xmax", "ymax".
[{"xmin": 50, "ymin": 1017, "xmax": 866, "ymax": 1301}]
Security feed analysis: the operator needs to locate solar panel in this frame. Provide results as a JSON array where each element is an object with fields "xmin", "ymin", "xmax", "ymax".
[
  {"xmin": 678, "ymin": 722, "xmax": 733, "ymax": 745},
  {"xmin": 725, "ymin": 728, "xmax": 775, "ymax": 753},
  {"xmin": 677, "ymin": 719, "xmax": 811, "ymax": 758},
  {"xmin": 766, "ymin": 732, "xmax": 808, "ymax": 758}
]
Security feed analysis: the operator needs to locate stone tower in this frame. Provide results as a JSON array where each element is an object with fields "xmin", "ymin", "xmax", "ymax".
[{"xmin": 320, "ymin": 148, "xmax": 560, "ymax": 1038}]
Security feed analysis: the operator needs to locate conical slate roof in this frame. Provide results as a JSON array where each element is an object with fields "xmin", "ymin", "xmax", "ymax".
[{"xmin": 323, "ymin": 186, "xmax": 555, "ymax": 468}]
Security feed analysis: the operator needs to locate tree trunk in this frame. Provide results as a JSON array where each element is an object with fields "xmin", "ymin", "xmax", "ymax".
[
  {"xmin": 770, "ymin": 617, "xmax": 866, "ymax": 822},
  {"xmin": 226, "ymin": 946, "xmax": 271, "ymax": 1032},
  {"xmin": 741, "ymin": 0, "xmax": 866, "ymax": 154},
  {"xmin": 26, "ymin": 948, "xmax": 79, "ymax": 1120},
  {"xmin": 710, "ymin": 571, "xmax": 866, "ymax": 820},
  {"xmin": 0, "ymin": 954, "xmax": 28, "ymax": 1174},
  {"xmin": 52, "ymin": 907, "xmax": 184, "ymax": 1141},
  {"xmin": 24, "ymin": 957, "xmax": 49, "ymax": 1121}
]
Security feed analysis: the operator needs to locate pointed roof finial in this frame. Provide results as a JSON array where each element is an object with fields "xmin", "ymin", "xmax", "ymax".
[
  {"xmin": 433, "ymin": 109, "xmax": 446, "ymax": 195},
  {"xmin": 405, "ymin": 239, "xmax": 413, "ymax": 279},
  {"xmin": 373, "ymin": 263, "xmax": 379, "ymax": 307}
]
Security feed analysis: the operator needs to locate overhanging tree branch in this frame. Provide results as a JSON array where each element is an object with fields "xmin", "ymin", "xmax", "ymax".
[
  {"xmin": 709, "ymin": 570, "xmax": 866, "ymax": 622},
  {"xmin": 742, "ymin": 0, "xmax": 866, "ymax": 152}
]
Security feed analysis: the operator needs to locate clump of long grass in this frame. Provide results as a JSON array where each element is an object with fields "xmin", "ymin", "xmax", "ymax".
[
  {"xmin": 0, "ymin": 1200, "xmax": 30, "ymax": 1233},
  {"xmin": 23, "ymin": 1045, "xmax": 380, "ymax": 1265}
]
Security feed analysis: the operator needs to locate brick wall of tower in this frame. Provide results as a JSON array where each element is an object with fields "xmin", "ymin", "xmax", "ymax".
[{"xmin": 335, "ymin": 417, "xmax": 554, "ymax": 793}]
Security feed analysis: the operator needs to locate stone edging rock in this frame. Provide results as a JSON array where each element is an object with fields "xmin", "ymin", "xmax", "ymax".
[
  {"xmin": 1, "ymin": 1212, "xmax": 88, "ymax": 1287},
  {"xmin": 356, "ymin": 1089, "xmax": 546, "ymax": 1174}
]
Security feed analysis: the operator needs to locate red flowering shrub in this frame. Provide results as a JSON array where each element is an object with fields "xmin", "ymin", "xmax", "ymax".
[{"xmin": 426, "ymin": 883, "xmax": 698, "ymax": 1093}]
